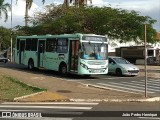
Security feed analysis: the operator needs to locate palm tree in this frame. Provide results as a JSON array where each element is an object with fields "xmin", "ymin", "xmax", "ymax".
[
  {"xmin": 64, "ymin": 0, "xmax": 92, "ymax": 7},
  {"xmin": 0, "ymin": 0, "xmax": 11, "ymax": 22},
  {"xmin": 16, "ymin": 0, "xmax": 45, "ymax": 26}
]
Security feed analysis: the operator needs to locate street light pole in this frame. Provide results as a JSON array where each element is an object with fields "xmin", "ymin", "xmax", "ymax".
[
  {"xmin": 10, "ymin": 0, "xmax": 13, "ymax": 62},
  {"xmin": 144, "ymin": 24, "xmax": 147, "ymax": 97}
]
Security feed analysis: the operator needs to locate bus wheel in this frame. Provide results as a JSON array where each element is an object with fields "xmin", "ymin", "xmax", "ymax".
[
  {"xmin": 59, "ymin": 64, "xmax": 67, "ymax": 75},
  {"xmin": 116, "ymin": 68, "xmax": 122, "ymax": 76},
  {"xmin": 28, "ymin": 60, "xmax": 34, "ymax": 70}
]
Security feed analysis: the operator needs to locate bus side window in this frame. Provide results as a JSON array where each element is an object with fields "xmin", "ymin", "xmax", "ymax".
[
  {"xmin": 57, "ymin": 38, "xmax": 68, "ymax": 53},
  {"xmin": 26, "ymin": 38, "xmax": 31, "ymax": 51},
  {"xmin": 31, "ymin": 38, "xmax": 38, "ymax": 51},
  {"xmin": 46, "ymin": 38, "xmax": 57, "ymax": 52}
]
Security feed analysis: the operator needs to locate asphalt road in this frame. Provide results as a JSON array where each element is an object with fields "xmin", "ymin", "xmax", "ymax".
[
  {"xmin": 77, "ymin": 75, "xmax": 160, "ymax": 97},
  {"xmin": 0, "ymin": 102, "xmax": 159, "ymax": 120},
  {"xmin": 0, "ymin": 62, "xmax": 160, "ymax": 97}
]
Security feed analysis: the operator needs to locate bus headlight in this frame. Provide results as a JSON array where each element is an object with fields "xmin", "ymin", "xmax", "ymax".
[{"xmin": 80, "ymin": 63, "xmax": 88, "ymax": 70}]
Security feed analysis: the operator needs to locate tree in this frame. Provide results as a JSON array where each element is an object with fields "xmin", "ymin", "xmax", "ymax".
[
  {"xmin": 16, "ymin": 0, "xmax": 45, "ymax": 26},
  {"xmin": 0, "ymin": 26, "xmax": 11, "ymax": 51},
  {"xmin": 0, "ymin": 0, "xmax": 11, "ymax": 22},
  {"xmin": 28, "ymin": 5, "xmax": 158, "ymax": 43}
]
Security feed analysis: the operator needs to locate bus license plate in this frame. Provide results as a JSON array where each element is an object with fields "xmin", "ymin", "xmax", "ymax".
[{"xmin": 94, "ymin": 69, "xmax": 101, "ymax": 73}]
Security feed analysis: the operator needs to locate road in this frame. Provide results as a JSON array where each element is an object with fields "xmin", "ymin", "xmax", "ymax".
[
  {"xmin": 0, "ymin": 102, "xmax": 159, "ymax": 120},
  {"xmin": 76, "ymin": 75, "xmax": 160, "ymax": 97},
  {"xmin": 0, "ymin": 62, "xmax": 160, "ymax": 97}
]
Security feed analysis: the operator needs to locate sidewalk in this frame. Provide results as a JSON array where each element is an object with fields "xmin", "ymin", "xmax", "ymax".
[
  {"xmin": 137, "ymin": 65, "xmax": 160, "ymax": 71},
  {"xmin": 137, "ymin": 65, "xmax": 160, "ymax": 78}
]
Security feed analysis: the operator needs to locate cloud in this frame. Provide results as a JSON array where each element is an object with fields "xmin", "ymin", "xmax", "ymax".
[
  {"xmin": 0, "ymin": 0, "xmax": 39, "ymax": 27},
  {"xmin": 91, "ymin": 0, "xmax": 109, "ymax": 6},
  {"xmin": 112, "ymin": 0, "xmax": 160, "ymax": 12},
  {"xmin": 11, "ymin": 0, "xmax": 39, "ymax": 16}
]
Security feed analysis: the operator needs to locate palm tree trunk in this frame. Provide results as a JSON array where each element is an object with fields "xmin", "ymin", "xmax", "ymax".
[
  {"xmin": 25, "ymin": 1, "xmax": 29, "ymax": 26},
  {"xmin": 63, "ymin": 0, "xmax": 69, "ymax": 8}
]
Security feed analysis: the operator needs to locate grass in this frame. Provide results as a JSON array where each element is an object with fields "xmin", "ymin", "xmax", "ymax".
[{"xmin": 0, "ymin": 74, "xmax": 46, "ymax": 101}]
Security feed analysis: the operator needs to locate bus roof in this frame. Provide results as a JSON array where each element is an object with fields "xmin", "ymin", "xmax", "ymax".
[{"xmin": 16, "ymin": 33, "xmax": 106, "ymax": 39}]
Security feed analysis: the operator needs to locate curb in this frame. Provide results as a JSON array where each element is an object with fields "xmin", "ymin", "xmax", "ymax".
[
  {"xmin": 70, "ymin": 97, "xmax": 160, "ymax": 102},
  {"xmin": 14, "ymin": 91, "xmax": 45, "ymax": 101}
]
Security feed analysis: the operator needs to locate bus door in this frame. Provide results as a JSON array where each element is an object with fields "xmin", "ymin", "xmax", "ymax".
[
  {"xmin": 19, "ymin": 40, "xmax": 25, "ymax": 64},
  {"xmin": 37, "ymin": 40, "xmax": 45, "ymax": 68},
  {"xmin": 69, "ymin": 40, "xmax": 79, "ymax": 72}
]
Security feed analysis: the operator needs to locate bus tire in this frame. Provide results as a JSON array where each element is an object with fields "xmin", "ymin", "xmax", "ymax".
[
  {"xmin": 28, "ymin": 59, "xmax": 34, "ymax": 70},
  {"xmin": 59, "ymin": 64, "xmax": 67, "ymax": 75},
  {"xmin": 116, "ymin": 68, "xmax": 122, "ymax": 76}
]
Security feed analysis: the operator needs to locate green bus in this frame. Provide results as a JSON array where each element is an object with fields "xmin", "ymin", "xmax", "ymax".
[{"xmin": 15, "ymin": 33, "xmax": 108, "ymax": 75}]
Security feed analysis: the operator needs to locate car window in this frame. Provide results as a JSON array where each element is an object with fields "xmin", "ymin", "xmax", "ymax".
[
  {"xmin": 109, "ymin": 58, "xmax": 115, "ymax": 64},
  {"xmin": 113, "ymin": 58, "xmax": 130, "ymax": 64}
]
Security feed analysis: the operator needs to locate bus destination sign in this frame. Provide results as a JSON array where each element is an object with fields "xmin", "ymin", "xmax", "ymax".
[{"xmin": 82, "ymin": 36, "xmax": 107, "ymax": 42}]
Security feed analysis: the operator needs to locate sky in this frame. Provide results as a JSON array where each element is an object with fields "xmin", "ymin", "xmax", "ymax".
[{"xmin": 1, "ymin": 0, "xmax": 160, "ymax": 32}]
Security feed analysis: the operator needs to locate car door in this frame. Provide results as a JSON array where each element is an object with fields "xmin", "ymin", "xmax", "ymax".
[{"xmin": 108, "ymin": 58, "xmax": 117, "ymax": 73}]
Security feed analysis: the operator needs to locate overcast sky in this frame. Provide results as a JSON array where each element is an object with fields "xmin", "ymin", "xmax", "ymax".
[{"xmin": 1, "ymin": 0, "xmax": 160, "ymax": 32}]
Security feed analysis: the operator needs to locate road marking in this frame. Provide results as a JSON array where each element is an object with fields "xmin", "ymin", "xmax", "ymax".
[
  {"xmin": 129, "ymin": 81, "xmax": 160, "ymax": 87},
  {"xmin": 103, "ymin": 78, "xmax": 116, "ymax": 80},
  {"xmin": 107, "ymin": 82, "xmax": 159, "ymax": 93},
  {"xmin": 87, "ymin": 84, "xmax": 143, "ymax": 94},
  {"xmin": 121, "ymin": 82, "xmax": 160, "ymax": 89},
  {"xmin": 138, "ymin": 117, "xmax": 160, "ymax": 120},
  {"xmin": 2, "ymin": 102, "xmax": 99, "ymax": 105},
  {"xmin": 0, "ymin": 105, "xmax": 92, "ymax": 110},
  {"xmin": 102, "ymin": 77, "xmax": 141, "ymax": 80},
  {"xmin": 30, "ymin": 77, "xmax": 45, "ymax": 80},
  {"xmin": 142, "ymin": 79, "xmax": 160, "ymax": 83},
  {"xmin": 149, "ymin": 79, "xmax": 160, "ymax": 81},
  {"xmin": 97, "ymin": 83, "xmax": 154, "ymax": 93}
]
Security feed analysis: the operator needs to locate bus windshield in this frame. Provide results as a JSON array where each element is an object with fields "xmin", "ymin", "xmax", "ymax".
[{"xmin": 81, "ymin": 42, "xmax": 107, "ymax": 60}]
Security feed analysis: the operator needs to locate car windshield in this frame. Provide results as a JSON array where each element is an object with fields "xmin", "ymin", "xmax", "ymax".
[
  {"xmin": 80, "ymin": 42, "xmax": 107, "ymax": 60},
  {"xmin": 113, "ymin": 58, "xmax": 130, "ymax": 64}
]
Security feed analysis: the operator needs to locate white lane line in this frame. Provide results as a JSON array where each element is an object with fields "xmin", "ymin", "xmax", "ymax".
[
  {"xmin": 103, "ymin": 76, "xmax": 141, "ymax": 79},
  {"xmin": 107, "ymin": 82, "xmax": 159, "ymax": 92},
  {"xmin": 87, "ymin": 84, "xmax": 141, "ymax": 94},
  {"xmin": 129, "ymin": 80, "xmax": 160, "ymax": 84},
  {"xmin": 2, "ymin": 102, "xmax": 99, "ymax": 105},
  {"xmin": 121, "ymin": 82, "xmax": 160, "ymax": 89},
  {"xmin": 0, "ymin": 105, "xmax": 92, "ymax": 110},
  {"xmin": 103, "ymin": 78, "xmax": 116, "ymax": 80},
  {"xmin": 138, "ymin": 117, "xmax": 160, "ymax": 120},
  {"xmin": 97, "ymin": 83, "xmax": 154, "ymax": 93},
  {"xmin": 130, "ymin": 81, "xmax": 160, "ymax": 86},
  {"xmin": 149, "ymin": 79, "xmax": 160, "ymax": 81},
  {"xmin": 142, "ymin": 79, "xmax": 160, "ymax": 83}
]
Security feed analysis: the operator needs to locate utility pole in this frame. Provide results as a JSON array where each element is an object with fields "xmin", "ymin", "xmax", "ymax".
[
  {"xmin": 144, "ymin": 24, "xmax": 147, "ymax": 97},
  {"xmin": 10, "ymin": 0, "xmax": 13, "ymax": 62}
]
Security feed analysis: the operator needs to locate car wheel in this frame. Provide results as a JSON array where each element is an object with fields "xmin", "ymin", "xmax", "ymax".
[
  {"xmin": 28, "ymin": 60, "xmax": 34, "ymax": 70},
  {"xmin": 116, "ymin": 68, "xmax": 122, "ymax": 76}
]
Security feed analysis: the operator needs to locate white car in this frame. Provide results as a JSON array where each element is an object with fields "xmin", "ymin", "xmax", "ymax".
[
  {"xmin": 108, "ymin": 56, "xmax": 139, "ymax": 76},
  {"xmin": 0, "ymin": 55, "xmax": 9, "ymax": 63}
]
